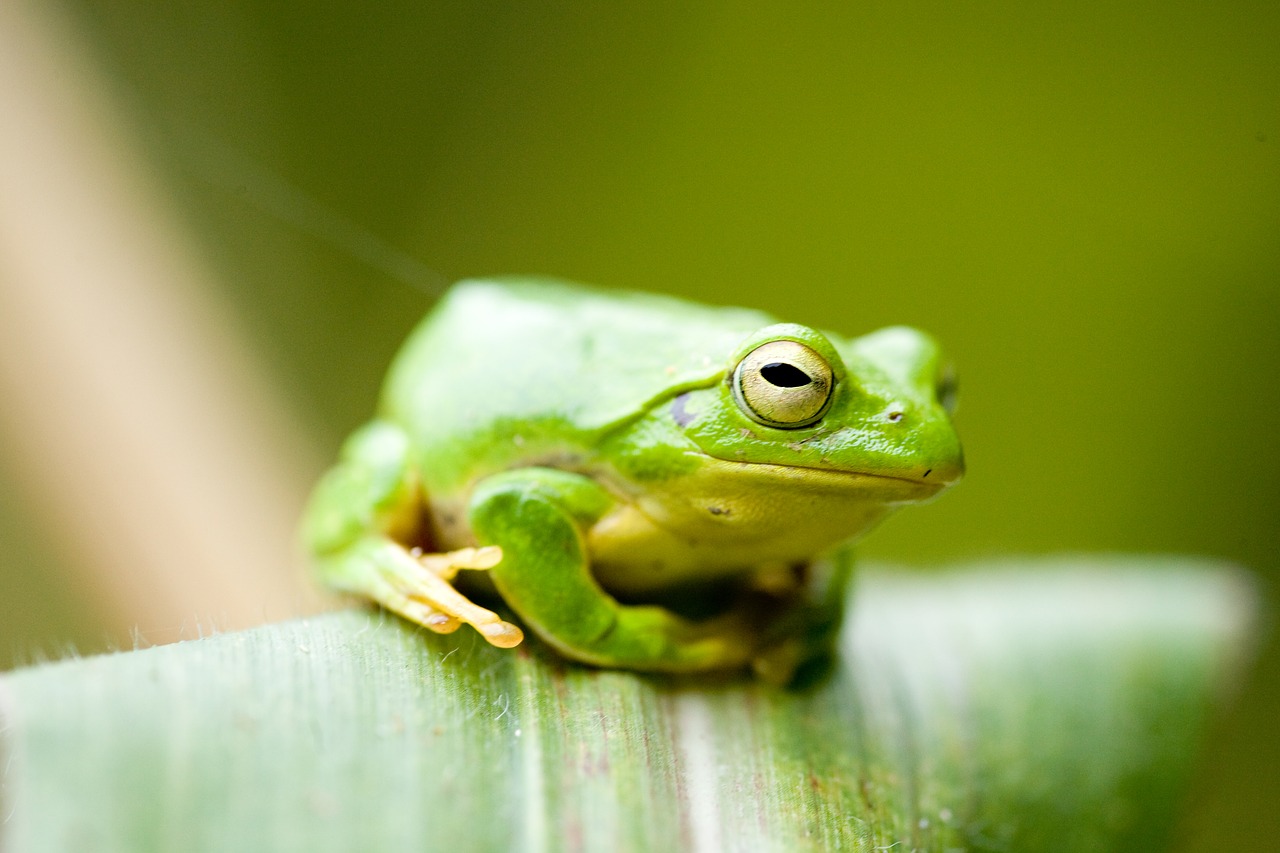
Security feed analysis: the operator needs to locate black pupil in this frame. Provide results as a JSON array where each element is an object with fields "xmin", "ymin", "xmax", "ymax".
[{"xmin": 760, "ymin": 362, "xmax": 812, "ymax": 388}]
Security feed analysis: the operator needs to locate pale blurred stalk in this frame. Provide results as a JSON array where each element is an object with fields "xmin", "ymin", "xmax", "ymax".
[{"xmin": 0, "ymin": 1, "xmax": 323, "ymax": 646}]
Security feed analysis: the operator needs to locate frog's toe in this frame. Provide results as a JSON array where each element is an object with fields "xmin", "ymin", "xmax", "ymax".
[
  {"xmin": 463, "ymin": 545, "xmax": 503, "ymax": 570},
  {"xmin": 370, "ymin": 577, "xmax": 462, "ymax": 634},
  {"xmin": 423, "ymin": 611, "xmax": 462, "ymax": 634},
  {"xmin": 415, "ymin": 545, "xmax": 504, "ymax": 580},
  {"xmin": 478, "ymin": 621, "xmax": 524, "ymax": 648}
]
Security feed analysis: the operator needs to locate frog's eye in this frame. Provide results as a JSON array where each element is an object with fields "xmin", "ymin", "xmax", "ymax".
[
  {"xmin": 732, "ymin": 340, "xmax": 835, "ymax": 429},
  {"xmin": 936, "ymin": 364, "xmax": 958, "ymax": 414}
]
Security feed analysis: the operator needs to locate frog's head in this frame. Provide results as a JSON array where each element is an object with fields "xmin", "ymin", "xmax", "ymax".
[{"xmin": 669, "ymin": 322, "xmax": 964, "ymax": 503}]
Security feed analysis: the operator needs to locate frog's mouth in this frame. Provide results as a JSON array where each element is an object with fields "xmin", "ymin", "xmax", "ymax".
[{"xmin": 693, "ymin": 453, "xmax": 959, "ymax": 502}]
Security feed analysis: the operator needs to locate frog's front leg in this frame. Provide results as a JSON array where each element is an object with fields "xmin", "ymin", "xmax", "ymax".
[
  {"xmin": 469, "ymin": 468, "xmax": 758, "ymax": 673},
  {"xmin": 303, "ymin": 420, "xmax": 523, "ymax": 647}
]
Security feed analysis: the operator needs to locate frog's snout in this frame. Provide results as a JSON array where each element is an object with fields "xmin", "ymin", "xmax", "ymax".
[
  {"xmin": 919, "ymin": 456, "xmax": 964, "ymax": 488},
  {"xmin": 876, "ymin": 401, "xmax": 965, "ymax": 489}
]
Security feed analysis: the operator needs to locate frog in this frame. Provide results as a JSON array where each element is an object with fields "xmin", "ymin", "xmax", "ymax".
[{"xmin": 302, "ymin": 276, "xmax": 963, "ymax": 679}]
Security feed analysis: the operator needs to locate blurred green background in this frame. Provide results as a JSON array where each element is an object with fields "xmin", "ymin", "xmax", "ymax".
[{"xmin": 1, "ymin": 2, "xmax": 1276, "ymax": 849}]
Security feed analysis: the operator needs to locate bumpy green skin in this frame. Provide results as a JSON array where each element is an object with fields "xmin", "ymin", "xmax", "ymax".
[{"xmin": 303, "ymin": 277, "xmax": 963, "ymax": 676}]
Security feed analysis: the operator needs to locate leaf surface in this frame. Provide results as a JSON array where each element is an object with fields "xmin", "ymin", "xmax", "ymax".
[{"xmin": 0, "ymin": 557, "xmax": 1254, "ymax": 852}]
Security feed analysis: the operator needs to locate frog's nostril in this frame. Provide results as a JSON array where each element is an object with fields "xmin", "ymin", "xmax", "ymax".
[{"xmin": 887, "ymin": 411, "xmax": 904, "ymax": 423}]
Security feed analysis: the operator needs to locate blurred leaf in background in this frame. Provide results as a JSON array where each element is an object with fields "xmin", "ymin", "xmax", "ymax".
[{"xmin": 0, "ymin": 1, "xmax": 1276, "ymax": 850}]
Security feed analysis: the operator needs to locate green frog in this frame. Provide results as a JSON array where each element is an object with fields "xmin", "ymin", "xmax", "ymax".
[{"xmin": 302, "ymin": 277, "xmax": 962, "ymax": 678}]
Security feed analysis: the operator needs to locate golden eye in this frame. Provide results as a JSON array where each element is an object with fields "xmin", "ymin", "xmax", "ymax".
[{"xmin": 732, "ymin": 340, "xmax": 835, "ymax": 429}]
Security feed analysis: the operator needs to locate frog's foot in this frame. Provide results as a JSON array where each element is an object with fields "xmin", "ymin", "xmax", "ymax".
[
  {"xmin": 366, "ymin": 541, "xmax": 524, "ymax": 648},
  {"xmin": 749, "ymin": 638, "xmax": 808, "ymax": 685},
  {"xmin": 746, "ymin": 561, "xmax": 805, "ymax": 596},
  {"xmin": 744, "ymin": 565, "xmax": 852, "ymax": 684}
]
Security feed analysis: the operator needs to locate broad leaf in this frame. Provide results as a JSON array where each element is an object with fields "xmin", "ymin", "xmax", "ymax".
[{"xmin": 0, "ymin": 557, "xmax": 1254, "ymax": 852}]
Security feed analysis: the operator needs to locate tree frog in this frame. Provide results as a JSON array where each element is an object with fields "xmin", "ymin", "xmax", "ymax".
[{"xmin": 303, "ymin": 277, "xmax": 963, "ymax": 678}]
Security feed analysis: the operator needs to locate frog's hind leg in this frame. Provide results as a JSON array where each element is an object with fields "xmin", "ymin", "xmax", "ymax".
[{"xmin": 302, "ymin": 420, "xmax": 522, "ymax": 648}]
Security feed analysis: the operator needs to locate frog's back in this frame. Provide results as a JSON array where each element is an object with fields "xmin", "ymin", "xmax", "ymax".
[{"xmin": 380, "ymin": 277, "xmax": 772, "ymax": 491}]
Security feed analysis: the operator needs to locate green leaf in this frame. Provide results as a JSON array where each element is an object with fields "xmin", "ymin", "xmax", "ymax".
[{"xmin": 0, "ymin": 556, "xmax": 1255, "ymax": 852}]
